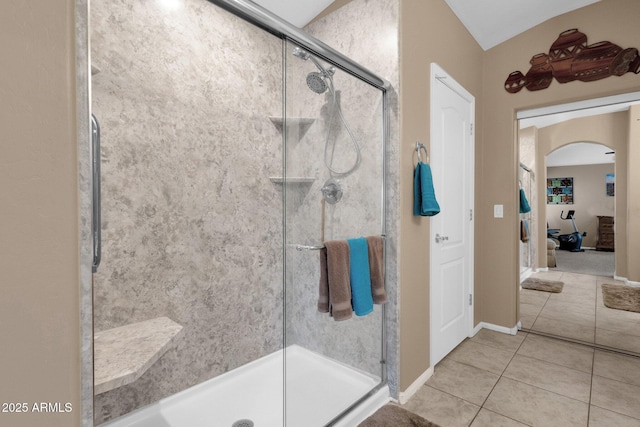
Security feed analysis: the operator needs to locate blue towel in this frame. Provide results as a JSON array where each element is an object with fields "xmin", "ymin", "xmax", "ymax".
[
  {"xmin": 347, "ymin": 237, "xmax": 373, "ymax": 316},
  {"xmin": 413, "ymin": 162, "xmax": 440, "ymax": 216},
  {"xmin": 519, "ymin": 188, "xmax": 531, "ymax": 213}
]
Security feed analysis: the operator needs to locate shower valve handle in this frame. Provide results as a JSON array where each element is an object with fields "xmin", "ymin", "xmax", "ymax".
[{"xmin": 320, "ymin": 179, "xmax": 343, "ymax": 205}]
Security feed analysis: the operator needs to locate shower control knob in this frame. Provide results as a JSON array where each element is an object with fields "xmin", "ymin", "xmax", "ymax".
[{"xmin": 321, "ymin": 178, "xmax": 343, "ymax": 204}]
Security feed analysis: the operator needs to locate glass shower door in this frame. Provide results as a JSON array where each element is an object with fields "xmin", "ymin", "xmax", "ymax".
[{"xmin": 282, "ymin": 39, "xmax": 386, "ymax": 426}]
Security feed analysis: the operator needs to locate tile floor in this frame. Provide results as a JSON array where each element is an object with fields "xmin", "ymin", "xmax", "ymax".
[
  {"xmin": 402, "ymin": 271, "xmax": 640, "ymax": 426},
  {"xmin": 403, "ymin": 328, "xmax": 640, "ymax": 426},
  {"xmin": 521, "ymin": 271, "xmax": 640, "ymax": 355}
]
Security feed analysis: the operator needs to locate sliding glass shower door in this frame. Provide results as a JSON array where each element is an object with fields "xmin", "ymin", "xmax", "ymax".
[{"xmin": 283, "ymin": 39, "xmax": 387, "ymax": 426}]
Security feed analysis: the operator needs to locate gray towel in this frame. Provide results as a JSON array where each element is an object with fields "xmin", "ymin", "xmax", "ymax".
[
  {"xmin": 318, "ymin": 247, "xmax": 330, "ymax": 313},
  {"xmin": 318, "ymin": 240, "xmax": 353, "ymax": 321},
  {"xmin": 366, "ymin": 236, "xmax": 387, "ymax": 304}
]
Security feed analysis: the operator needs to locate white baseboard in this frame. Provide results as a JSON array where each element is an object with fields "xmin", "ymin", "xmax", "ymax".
[
  {"xmin": 520, "ymin": 268, "xmax": 533, "ymax": 282},
  {"xmin": 613, "ymin": 275, "xmax": 640, "ymax": 287},
  {"xmin": 473, "ymin": 321, "xmax": 518, "ymax": 336},
  {"xmin": 536, "ymin": 267, "xmax": 549, "ymax": 272},
  {"xmin": 398, "ymin": 366, "xmax": 433, "ymax": 404}
]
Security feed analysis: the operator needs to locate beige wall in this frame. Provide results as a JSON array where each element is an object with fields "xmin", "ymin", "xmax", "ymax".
[
  {"xmin": 398, "ymin": 0, "xmax": 483, "ymax": 391},
  {"xmin": 0, "ymin": 1, "xmax": 82, "ymax": 426},
  {"xmin": 537, "ymin": 112, "xmax": 628, "ymax": 275},
  {"xmin": 481, "ymin": 0, "xmax": 640, "ymax": 328},
  {"xmin": 628, "ymin": 105, "xmax": 640, "ymax": 283}
]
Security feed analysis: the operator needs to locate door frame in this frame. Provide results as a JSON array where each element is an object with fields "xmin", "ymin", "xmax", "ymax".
[{"xmin": 429, "ymin": 63, "xmax": 475, "ymax": 365}]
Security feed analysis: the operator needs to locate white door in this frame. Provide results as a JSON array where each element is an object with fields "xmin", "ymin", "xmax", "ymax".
[{"xmin": 430, "ymin": 63, "xmax": 475, "ymax": 366}]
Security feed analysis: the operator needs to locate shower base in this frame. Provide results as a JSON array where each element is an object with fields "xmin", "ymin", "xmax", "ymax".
[{"xmin": 101, "ymin": 345, "xmax": 389, "ymax": 427}]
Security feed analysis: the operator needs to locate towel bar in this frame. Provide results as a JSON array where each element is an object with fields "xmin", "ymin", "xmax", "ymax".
[
  {"xmin": 294, "ymin": 235, "xmax": 386, "ymax": 251},
  {"xmin": 296, "ymin": 244, "xmax": 325, "ymax": 251}
]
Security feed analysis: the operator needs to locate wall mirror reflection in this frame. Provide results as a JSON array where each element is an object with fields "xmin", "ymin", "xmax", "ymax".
[{"xmin": 517, "ymin": 91, "xmax": 640, "ymax": 357}]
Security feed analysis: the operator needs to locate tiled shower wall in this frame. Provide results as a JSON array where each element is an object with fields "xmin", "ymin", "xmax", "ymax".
[{"xmin": 91, "ymin": 0, "xmax": 284, "ymax": 422}]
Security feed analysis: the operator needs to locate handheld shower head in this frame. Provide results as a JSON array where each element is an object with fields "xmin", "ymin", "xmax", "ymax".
[
  {"xmin": 306, "ymin": 72, "xmax": 328, "ymax": 94},
  {"xmin": 293, "ymin": 47, "xmax": 336, "ymax": 94},
  {"xmin": 291, "ymin": 46, "xmax": 361, "ymax": 179}
]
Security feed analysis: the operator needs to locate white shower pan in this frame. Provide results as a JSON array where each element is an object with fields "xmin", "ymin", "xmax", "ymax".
[{"xmin": 101, "ymin": 345, "xmax": 389, "ymax": 427}]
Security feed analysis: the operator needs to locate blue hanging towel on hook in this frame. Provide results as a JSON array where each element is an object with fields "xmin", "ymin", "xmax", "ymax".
[
  {"xmin": 413, "ymin": 161, "xmax": 440, "ymax": 217},
  {"xmin": 519, "ymin": 188, "xmax": 531, "ymax": 213}
]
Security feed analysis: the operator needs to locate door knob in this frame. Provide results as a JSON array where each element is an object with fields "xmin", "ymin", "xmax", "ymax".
[{"xmin": 435, "ymin": 233, "xmax": 449, "ymax": 243}]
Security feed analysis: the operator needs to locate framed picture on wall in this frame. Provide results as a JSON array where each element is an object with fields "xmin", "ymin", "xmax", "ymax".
[
  {"xmin": 606, "ymin": 173, "xmax": 615, "ymax": 196},
  {"xmin": 547, "ymin": 177, "xmax": 573, "ymax": 204}
]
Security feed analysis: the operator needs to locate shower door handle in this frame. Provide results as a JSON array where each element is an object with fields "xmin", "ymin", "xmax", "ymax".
[{"xmin": 91, "ymin": 114, "xmax": 102, "ymax": 273}]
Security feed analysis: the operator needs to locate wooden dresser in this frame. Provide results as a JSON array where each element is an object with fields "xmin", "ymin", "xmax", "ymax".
[{"xmin": 596, "ymin": 216, "xmax": 614, "ymax": 251}]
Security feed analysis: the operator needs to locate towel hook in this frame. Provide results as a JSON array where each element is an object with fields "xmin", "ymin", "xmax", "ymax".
[{"xmin": 415, "ymin": 142, "xmax": 429, "ymax": 163}]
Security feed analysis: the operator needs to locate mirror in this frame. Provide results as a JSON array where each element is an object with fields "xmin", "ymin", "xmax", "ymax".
[{"xmin": 517, "ymin": 92, "xmax": 640, "ymax": 357}]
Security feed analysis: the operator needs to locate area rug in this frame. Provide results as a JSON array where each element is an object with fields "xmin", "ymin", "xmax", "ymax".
[
  {"xmin": 358, "ymin": 404, "xmax": 440, "ymax": 427},
  {"xmin": 602, "ymin": 284, "xmax": 640, "ymax": 313},
  {"xmin": 521, "ymin": 277, "xmax": 564, "ymax": 293}
]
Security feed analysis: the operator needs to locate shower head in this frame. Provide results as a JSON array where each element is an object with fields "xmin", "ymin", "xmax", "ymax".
[
  {"xmin": 306, "ymin": 72, "xmax": 328, "ymax": 94},
  {"xmin": 293, "ymin": 47, "xmax": 336, "ymax": 94}
]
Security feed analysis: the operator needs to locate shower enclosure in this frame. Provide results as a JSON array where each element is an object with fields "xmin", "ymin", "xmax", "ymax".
[
  {"xmin": 519, "ymin": 163, "xmax": 536, "ymax": 278},
  {"xmin": 91, "ymin": 0, "xmax": 390, "ymax": 425}
]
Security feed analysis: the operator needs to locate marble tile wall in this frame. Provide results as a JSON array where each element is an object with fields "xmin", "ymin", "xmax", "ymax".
[{"xmin": 91, "ymin": 0, "xmax": 284, "ymax": 423}]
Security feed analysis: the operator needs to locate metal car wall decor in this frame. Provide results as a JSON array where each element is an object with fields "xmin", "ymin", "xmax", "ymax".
[{"xmin": 504, "ymin": 29, "xmax": 640, "ymax": 93}]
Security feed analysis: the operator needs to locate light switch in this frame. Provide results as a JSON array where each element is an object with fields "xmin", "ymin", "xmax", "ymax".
[{"xmin": 494, "ymin": 204, "xmax": 503, "ymax": 218}]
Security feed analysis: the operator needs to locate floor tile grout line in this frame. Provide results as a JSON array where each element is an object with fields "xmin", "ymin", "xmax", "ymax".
[
  {"xmin": 586, "ymin": 345, "xmax": 596, "ymax": 425},
  {"xmin": 589, "ymin": 402, "xmax": 640, "ymax": 423},
  {"xmin": 593, "ymin": 274, "xmax": 598, "ymax": 351},
  {"xmin": 504, "ymin": 352, "xmax": 592, "ymax": 378},
  {"xmin": 527, "ymin": 290, "xmax": 550, "ymax": 332},
  {"xmin": 467, "ymin": 331, "xmax": 529, "ymax": 426},
  {"xmin": 472, "ymin": 407, "xmax": 531, "ymax": 427}
]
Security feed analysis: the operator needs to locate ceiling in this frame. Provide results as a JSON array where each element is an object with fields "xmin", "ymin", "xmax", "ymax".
[
  {"xmin": 252, "ymin": 0, "xmax": 601, "ymax": 50},
  {"xmin": 442, "ymin": 0, "xmax": 601, "ymax": 50}
]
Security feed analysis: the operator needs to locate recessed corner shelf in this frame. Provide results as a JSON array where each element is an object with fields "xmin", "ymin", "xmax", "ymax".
[
  {"xmin": 269, "ymin": 177, "xmax": 316, "ymax": 184},
  {"xmin": 94, "ymin": 316, "xmax": 183, "ymax": 395},
  {"xmin": 268, "ymin": 116, "xmax": 316, "ymax": 139}
]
